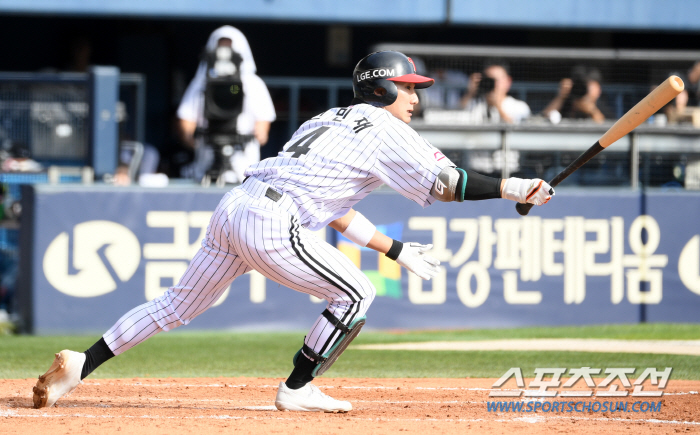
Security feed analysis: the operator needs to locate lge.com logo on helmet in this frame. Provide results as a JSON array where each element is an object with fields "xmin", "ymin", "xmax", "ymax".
[{"xmin": 356, "ymin": 68, "xmax": 397, "ymax": 81}]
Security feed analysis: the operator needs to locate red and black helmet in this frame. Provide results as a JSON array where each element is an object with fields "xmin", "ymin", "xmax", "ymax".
[{"xmin": 352, "ymin": 51, "xmax": 434, "ymax": 107}]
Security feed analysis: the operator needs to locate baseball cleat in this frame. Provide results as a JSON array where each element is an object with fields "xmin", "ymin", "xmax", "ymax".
[
  {"xmin": 275, "ymin": 381, "xmax": 352, "ymax": 413},
  {"xmin": 32, "ymin": 350, "xmax": 85, "ymax": 408}
]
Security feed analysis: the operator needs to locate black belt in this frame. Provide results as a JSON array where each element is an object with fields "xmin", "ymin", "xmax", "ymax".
[{"xmin": 265, "ymin": 187, "xmax": 282, "ymax": 202}]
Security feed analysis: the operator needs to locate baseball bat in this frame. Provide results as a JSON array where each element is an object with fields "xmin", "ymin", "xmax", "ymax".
[{"xmin": 516, "ymin": 75, "xmax": 684, "ymax": 216}]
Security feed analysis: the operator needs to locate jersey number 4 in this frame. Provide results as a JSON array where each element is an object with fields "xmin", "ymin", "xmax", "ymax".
[{"xmin": 286, "ymin": 126, "xmax": 330, "ymax": 158}]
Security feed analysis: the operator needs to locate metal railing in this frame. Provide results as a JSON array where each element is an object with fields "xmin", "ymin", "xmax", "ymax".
[{"xmin": 262, "ymin": 77, "xmax": 353, "ymax": 138}]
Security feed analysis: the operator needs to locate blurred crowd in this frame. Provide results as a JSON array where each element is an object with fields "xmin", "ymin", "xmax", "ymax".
[{"xmin": 417, "ymin": 58, "xmax": 700, "ymax": 127}]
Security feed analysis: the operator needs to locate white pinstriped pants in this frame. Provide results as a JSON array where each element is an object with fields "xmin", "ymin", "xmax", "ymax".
[{"xmin": 103, "ymin": 177, "xmax": 376, "ymax": 360}]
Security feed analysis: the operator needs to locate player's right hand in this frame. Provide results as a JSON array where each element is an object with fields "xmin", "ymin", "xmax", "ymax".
[
  {"xmin": 395, "ymin": 243, "xmax": 441, "ymax": 280},
  {"xmin": 502, "ymin": 177, "xmax": 554, "ymax": 206}
]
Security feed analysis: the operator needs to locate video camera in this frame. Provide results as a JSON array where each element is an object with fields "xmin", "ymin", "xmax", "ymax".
[
  {"xmin": 200, "ymin": 44, "xmax": 253, "ymax": 186},
  {"xmin": 204, "ymin": 46, "xmax": 243, "ymax": 127}
]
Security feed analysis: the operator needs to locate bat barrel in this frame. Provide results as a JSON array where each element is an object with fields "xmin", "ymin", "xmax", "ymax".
[
  {"xmin": 669, "ymin": 75, "xmax": 685, "ymax": 92},
  {"xmin": 599, "ymin": 75, "xmax": 684, "ymax": 148}
]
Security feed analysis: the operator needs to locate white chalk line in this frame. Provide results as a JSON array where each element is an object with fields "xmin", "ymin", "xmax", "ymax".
[
  {"xmin": 2, "ymin": 398, "xmax": 480, "ymax": 410},
  {"xmin": 83, "ymin": 383, "xmax": 700, "ymax": 396},
  {"xmin": 125, "ymin": 397, "xmax": 480, "ymax": 405},
  {"xmin": 82, "ymin": 383, "xmax": 499, "ymax": 394},
  {"xmin": 1, "ymin": 407, "xmax": 698, "ymax": 426}
]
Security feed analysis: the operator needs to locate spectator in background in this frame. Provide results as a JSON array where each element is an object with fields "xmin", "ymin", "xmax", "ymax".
[
  {"xmin": 460, "ymin": 60, "xmax": 531, "ymax": 124},
  {"xmin": 685, "ymin": 61, "xmax": 700, "ymax": 107},
  {"xmin": 541, "ymin": 77, "xmax": 573, "ymax": 124},
  {"xmin": 543, "ymin": 66, "xmax": 613, "ymax": 124},
  {"xmin": 177, "ymin": 26, "xmax": 276, "ymax": 184},
  {"xmin": 421, "ymin": 68, "xmax": 470, "ymax": 110}
]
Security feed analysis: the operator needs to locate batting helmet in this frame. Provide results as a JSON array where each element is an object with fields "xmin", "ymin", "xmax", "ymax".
[{"xmin": 352, "ymin": 51, "xmax": 434, "ymax": 107}]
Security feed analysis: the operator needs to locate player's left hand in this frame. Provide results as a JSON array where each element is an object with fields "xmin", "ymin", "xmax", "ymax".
[
  {"xmin": 396, "ymin": 243, "xmax": 441, "ymax": 280},
  {"xmin": 501, "ymin": 177, "xmax": 554, "ymax": 206}
]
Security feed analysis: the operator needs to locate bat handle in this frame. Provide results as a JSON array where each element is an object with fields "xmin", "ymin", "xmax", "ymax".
[
  {"xmin": 516, "ymin": 202, "xmax": 534, "ymax": 216},
  {"xmin": 515, "ymin": 186, "xmax": 555, "ymax": 215}
]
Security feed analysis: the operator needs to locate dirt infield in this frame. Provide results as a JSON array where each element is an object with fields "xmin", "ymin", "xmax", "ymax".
[{"xmin": 1, "ymin": 377, "xmax": 699, "ymax": 434}]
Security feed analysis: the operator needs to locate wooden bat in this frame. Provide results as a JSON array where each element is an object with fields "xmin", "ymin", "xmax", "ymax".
[{"xmin": 516, "ymin": 75, "xmax": 685, "ymax": 216}]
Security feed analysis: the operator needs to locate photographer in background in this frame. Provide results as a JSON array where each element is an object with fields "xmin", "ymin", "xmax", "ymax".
[
  {"xmin": 460, "ymin": 60, "xmax": 531, "ymax": 124},
  {"xmin": 177, "ymin": 26, "xmax": 276, "ymax": 185},
  {"xmin": 543, "ymin": 66, "xmax": 613, "ymax": 124},
  {"xmin": 685, "ymin": 61, "xmax": 700, "ymax": 107}
]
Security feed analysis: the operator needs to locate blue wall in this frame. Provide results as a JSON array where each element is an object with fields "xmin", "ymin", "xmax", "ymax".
[
  {"xmin": 17, "ymin": 185, "xmax": 700, "ymax": 334},
  {"xmin": 451, "ymin": 0, "xmax": 700, "ymax": 31},
  {"xmin": 0, "ymin": 0, "xmax": 446, "ymax": 23},
  {"xmin": 2, "ymin": 0, "xmax": 699, "ymax": 31}
]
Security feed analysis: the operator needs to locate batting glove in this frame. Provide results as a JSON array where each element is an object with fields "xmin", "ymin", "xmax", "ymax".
[
  {"xmin": 502, "ymin": 177, "xmax": 555, "ymax": 206},
  {"xmin": 395, "ymin": 243, "xmax": 441, "ymax": 280}
]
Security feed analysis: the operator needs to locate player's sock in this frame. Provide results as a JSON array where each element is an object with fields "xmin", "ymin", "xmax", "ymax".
[
  {"xmin": 81, "ymin": 337, "xmax": 115, "ymax": 380},
  {"xmin": 285, "ymin": 353, "xmax": 316, "ymax": 390}
]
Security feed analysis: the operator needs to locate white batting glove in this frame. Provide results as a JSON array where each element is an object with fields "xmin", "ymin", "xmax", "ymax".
[
  {"xmin": 502, "ymin": 177, "xmax": 555, "ymax": 206},
  {"xmin": 396, "ymin": 243, "xmax": 441, "ymax": 280}
]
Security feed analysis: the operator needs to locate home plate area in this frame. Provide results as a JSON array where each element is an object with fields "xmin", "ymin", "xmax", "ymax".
[{"xmin": 1, "ymin": 378, "xmax": 698, "ymax": 434}]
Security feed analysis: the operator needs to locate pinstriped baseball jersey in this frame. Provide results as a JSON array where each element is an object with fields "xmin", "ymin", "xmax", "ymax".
[
  {"xmin": 245, "ymin": 103, "xmax": 455, "ymax": 230},
  {"xmin": 102, "ymin": 103, "xmax": 453, "ymax": 366}
]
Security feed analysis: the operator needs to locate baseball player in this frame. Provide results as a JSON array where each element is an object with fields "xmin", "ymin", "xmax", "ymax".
[{"xmin": 33, "ymin": 51, "xmax": 554, "ymax": 412}]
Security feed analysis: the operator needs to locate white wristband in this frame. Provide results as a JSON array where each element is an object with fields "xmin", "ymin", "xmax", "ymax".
[{"xmin": 342, "ymin": 212, "xmax": 376, "ymax": 247}]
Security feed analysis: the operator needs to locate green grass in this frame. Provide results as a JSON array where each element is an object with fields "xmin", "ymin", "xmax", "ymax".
[
  {"xmin": 356, "ymin": 322, "xmax": 700, "ymax": 342},
  {"xmin": 1, "ymin": 323, "xmax": 699, "ymax": 380},
  {"xmin": 0, "ymin": 321, "xmax": 15, "ymax": 336}
]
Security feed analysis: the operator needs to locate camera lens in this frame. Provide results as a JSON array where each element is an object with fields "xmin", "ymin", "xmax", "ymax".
[{"xmin": 478, "ymin": 77, "xmax": 496, "ymax": 95}]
